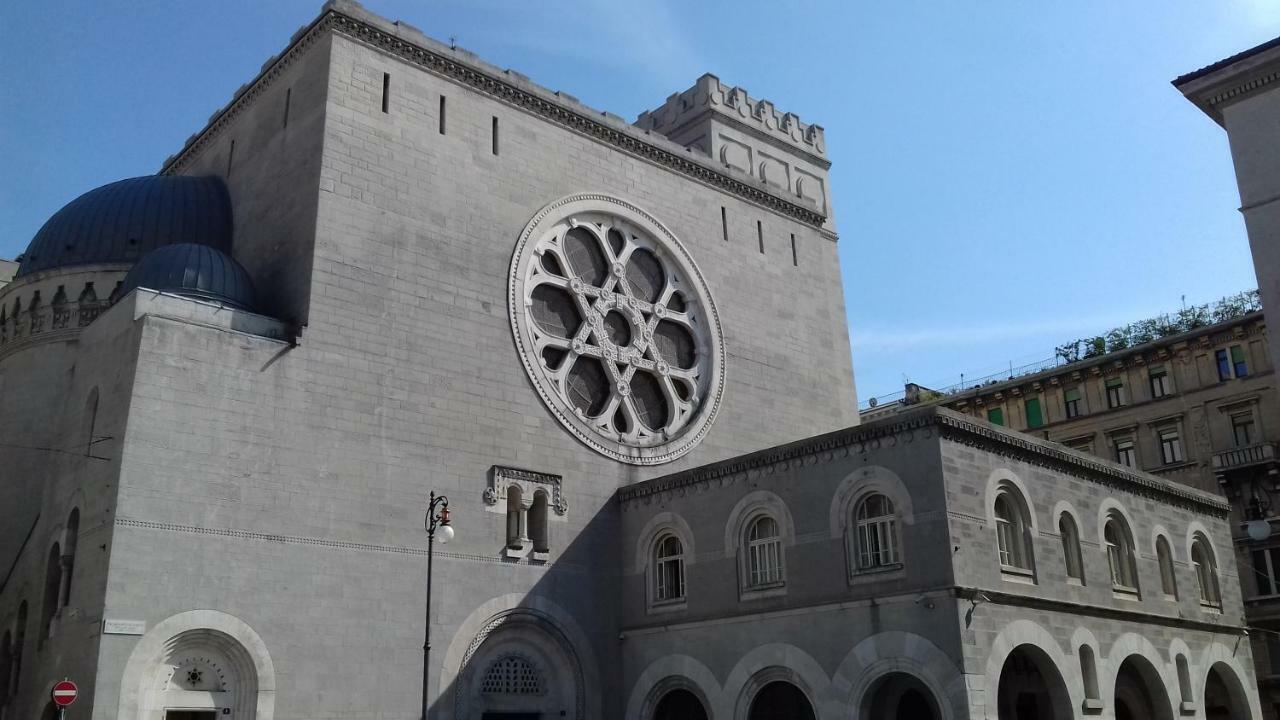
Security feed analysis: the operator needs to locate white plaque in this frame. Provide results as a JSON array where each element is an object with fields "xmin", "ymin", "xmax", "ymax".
[{"xmin": 103, "ymin": 619, "xmax": 146, "ymax": 635}]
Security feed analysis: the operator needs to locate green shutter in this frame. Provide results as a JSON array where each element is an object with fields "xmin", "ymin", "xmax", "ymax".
[
  {"xmin": 987, "ymin": 408, "xmax": 1004, "ymax": 426},
  {"xmin": 1064, "ymin": 388, "xmax": 1081, "ymax": 402},
  {"xmin": 1025, "ymin": 398, "xmax": 1044, "ymax": 428},
  {"xmin": 1105, "ymin": 378, "xmax": 1122, "ymax": 389}
]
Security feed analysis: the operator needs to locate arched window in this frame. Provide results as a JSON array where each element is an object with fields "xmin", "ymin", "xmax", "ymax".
[
  {"xmin": 994, "ymin": 491, "xmax": 1033, "ymax": 573},
  {"xmin": 1192, "ymin": 534, "xmax": 1222, "ymax": 607},
  {"xmin": 505, "ymin": 485, "xmax": 525, "ymax": 550},
  {"xmin": 1059, "ymin": 513, "xmax": 1084, "ymax": 582},
  {"xmin": 854, "ymin": 493, "xmax": 899, "ymax": 570},
  {"xmin": 39, "ymin": 542, "xmax": 61, "ymax": 644},
  {"xmin": 1176, "ymin": 654, "xmax": 1193, "ymax": 706},
  {"xmin": 529, "ymin": 490, "xmax": 549, "ymax": 554},
  {"xmin": 1157, "ymin": 535, "xmax": 1177, "ymax": 599},
  {"xmin": 653, "ymin": 535, "xmax": 686, "ymax": 603},
  {"xmin": 1079, "ymin": 645, "xmax": 1100, "ymax": 701},
  {"xmin": 1104, "ymin": 514, "xmax": 1139, "ymax": 593},
  {"xmin": 746, "ymin": 515, "xmax": 783, "ymax": 588}
]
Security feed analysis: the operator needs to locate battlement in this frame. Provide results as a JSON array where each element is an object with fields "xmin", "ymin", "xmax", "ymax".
[{"xmin": 635, "ymin": 74, "xmax": 826, "ymax": 160}]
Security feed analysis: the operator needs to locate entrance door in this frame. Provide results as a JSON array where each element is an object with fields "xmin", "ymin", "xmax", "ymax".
[{"xmin": 165, "ymin": 713, "xmax": 217, "ymax": 720}]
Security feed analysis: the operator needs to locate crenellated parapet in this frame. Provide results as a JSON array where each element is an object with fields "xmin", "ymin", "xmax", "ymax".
[{"xmin": 635, "ymin": 74, "xmax": 826, "ymax": 161}]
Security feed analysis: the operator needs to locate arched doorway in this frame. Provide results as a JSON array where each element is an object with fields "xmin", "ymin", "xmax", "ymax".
[
  {"xmin": 863, "ymin": 672, "xmax": 941, "ymax": 720},
  {"xmin": 1204, "ymin": 662, "xmax": 1250, "ymax": 720},
  {"xmin": 457, "ymin": 610, "xmax": 584, "ymax": 720},
  {"xmin": 653, "ymin": 688, "xmax": 709, "ymax": 720},
  {"xmin": 748, "ymin": 681, "xmax": 816, "ymax": 720},
  {"xmin": 1113, "ymin": 656, "xmax": 1174, "ymax": 720},
  {"xmin": 996, "ymin": 645, "xmax": 1071, "ymax": 719}
]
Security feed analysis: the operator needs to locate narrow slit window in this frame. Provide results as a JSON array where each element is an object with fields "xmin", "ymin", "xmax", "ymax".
[
  {"xmin": 721, "ymin": 207, "xmax": 728, "ymax": 241},
  {"xmin": 492, "ymin": 116, "xmax": 499, "ymax": 155},
  {"xmin": 283, "ymin": 87, "xmax": 291, "ymax": 128},
  {"xmin": 439, "ymin": 95, "xmax": 447, "ymax": 134},
  {"xmin": 757, "ymin": 220, "xmax": 764, "ymax": 254},
  {"xmin": 381, "ymin": 72, "xmax": 390, "ymax": 113},
  {"xmin": 226, "ymin": 139, "xmax": 235, "ymax": 177},
  {"xmin": 790, "ymin": 233, "xmax": 798, "ymax": 266}
]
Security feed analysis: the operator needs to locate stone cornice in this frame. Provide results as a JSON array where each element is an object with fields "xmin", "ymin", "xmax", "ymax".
[
  {"xmin": 618, "ymin": 407, "xmax": 1230, "ymax": 515},
  {"xmin": 1174, "ymin": 37, "xmax": 1280, "ymax": 126},
  {"xmin": 159, "ymin": 3, "xmax": 827, "ymax": 228}
]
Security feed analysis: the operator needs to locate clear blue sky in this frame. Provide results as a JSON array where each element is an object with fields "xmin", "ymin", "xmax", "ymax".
[{"xmin": 2, "ymin": 1, "xmax": 1277, "ymax": 406}]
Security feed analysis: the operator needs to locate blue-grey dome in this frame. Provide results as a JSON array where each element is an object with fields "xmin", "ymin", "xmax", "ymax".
[
  {"xmin": 16, "ymin": 175, "xmax": 232, "ymax": 278},
  {"xmin": 119, "ymin": 243, "xmax": 256, "ymax": 310}
]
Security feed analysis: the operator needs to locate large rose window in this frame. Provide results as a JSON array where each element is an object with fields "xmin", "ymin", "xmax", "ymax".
[{"xmin": 509, "ymin": 195, "xmax": 724, "ymax": 465}]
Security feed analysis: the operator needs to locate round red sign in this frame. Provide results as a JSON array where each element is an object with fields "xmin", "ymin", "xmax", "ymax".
[{"xmin": 51, "ymin": 680, "xmax": 77, "ymax": 707}]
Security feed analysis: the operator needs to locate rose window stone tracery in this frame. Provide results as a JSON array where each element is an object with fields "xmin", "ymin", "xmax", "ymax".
[{"xmin": 510, "ymin": 195, "xmax": 725, "ymax": 465}]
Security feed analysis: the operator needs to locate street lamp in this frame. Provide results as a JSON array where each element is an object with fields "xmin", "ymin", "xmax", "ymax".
[{"xmin": 422, "ymin": 492, "xmax": 453, "ymax": 720}]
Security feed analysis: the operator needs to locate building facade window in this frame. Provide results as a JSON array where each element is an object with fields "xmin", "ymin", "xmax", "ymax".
[
  {"xmin": 1159, "ymin": 428, "xmax": 1184, "ymax": 464},
  {"xmin": 653, "ymin": 534, "xmax": 686, "ymax": 603},
  {"xmin": 1149, "ymin": 366, "xmax": 1173, "ymax": 398},
  {"xmin": 1115, "ymin": 438, "xmax": 1137, "ymax": 468},
  {"xmin": 746, "ymin": 515, "xmax": 784, "ymax": 588},
  {"xmin": 1059, "ymin": 513, "xmax": 1085, "ymax": 582},
  {"xmin": 1192, "ymin": 534, "xmax": 1222, "ymax": 607},
  {"xmin": 1218, "ymin": 345, "xmax": 1249, "ymax": 380},
  {"xmin": 1233, "ymin": 414, "xmax": 1256, "ymax": 447},
  {"xmin": 1024, "ymin": 397, "xmax": 1044, "ymax": 429},
  {"xmin": 1106, "ymin": 377, "xmax": 1126, "ymax": 409},
  {"xmin": 987, "ymin": 407, "xmax": 1004, "ymax": 426},
  {"xmin": 854, "ymin": 494, "xmax": 899, "ymax": 571},
  {"xmin": 1064, "ymin": 387, "xmax": 1082, "ymax": 419},
  {"xmin": 1104, "ymin": 515, "xmax": 1139, "ymax": 594},
  {"xmin": 1252, "ymin": 546, "xmax": 1280, "ymax": 597},
  {"xmin": 1157, "ymin": 535, "xmax": 1178, "ymax": 599},
  {"xmin": 994, "ymin": 491, "xmax": 1034, "ymax": 574}
]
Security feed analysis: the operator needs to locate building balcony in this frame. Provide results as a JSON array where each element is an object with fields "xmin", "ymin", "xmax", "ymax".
[{"xmin": 1214, "ymin": 442, "xmax": 1280, "ymax": 473}]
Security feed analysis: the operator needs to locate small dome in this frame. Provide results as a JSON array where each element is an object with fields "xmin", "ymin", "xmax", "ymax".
[
  {"xmin": 17, "ymin": 175, "xmax": 232, "ymax": 278},
  {"xmin": 120, "ymin": 244, "xmax": 256, "ymax": 310}
]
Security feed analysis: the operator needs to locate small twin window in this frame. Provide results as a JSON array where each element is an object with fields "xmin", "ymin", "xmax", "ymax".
[{"xmin": 1216, "ymin": 345, "xmax": 1249, "ymax": 381}]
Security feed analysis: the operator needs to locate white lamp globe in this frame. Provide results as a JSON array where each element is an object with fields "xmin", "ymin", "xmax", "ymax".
[
  {"xmin": 437, "ymin": 523, "xmax": 455, "ymax": 544},
  {"xmin": 1247, "ymin": 518, "xmax": 1272, "ymax": 542}
]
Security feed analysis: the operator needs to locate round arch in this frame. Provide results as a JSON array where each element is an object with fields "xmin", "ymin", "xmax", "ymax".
[
  {"xmin": 984, "ymin": 469, "xmax": 1039, "ymax": 533},
  {"xmin": 1095, "ymin": 498, "xmax": 1140, "ymax": 555},
  {"xmin": 723, "ymin": 491, "xmax": 796, "ymax": 558},
  {"xmin": 1113, "ymin": 654, "xmax": 1175, "ymax": 720},
  {"xmin": 1203, "ymin": 661, "xmax": 1252, "ymax": 719},
  {"xmin": 860, "ymin": 672, "xmax": 943, "ymax": 720},
  {"xmin": 833, "ymin": 630, "xmax": 963, "ymax": 720},
  {"xmin": 828, "ymin": 465, "xmax": 916, "ymax": 539},
  {"xmin": 723, "ymin": 644, "xmax": 828, "ymax": 720},
  {"xmin": 985, "ymin": 620, "xmax": 1075, "ymax": 720},
  {"xmin": 626, "ymin": 655, "xmax": 721, "ymax": 720},
  {"xmin": 634, "ymin": 511, "xmax": 697, "ymax": 574},
  {"xmin": 1197, "ymin": 642, "xmax": 1262, "ymax": 719},
  {"xmin": 441, "ymin": 594, "xmax": 599, "ymax": 720},
  {"xmin": 116, "ymin": 609, "xmax": 275, "ymax": 720}
]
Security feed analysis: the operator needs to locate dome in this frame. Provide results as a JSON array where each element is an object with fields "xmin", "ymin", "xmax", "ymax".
[
  {"xmin": 16, "ymin": 175, "xmax": 232, "ymax": 278},
  {"xmin": 119, "ymin": 243, "xmax": 257, "ymax": 310}
]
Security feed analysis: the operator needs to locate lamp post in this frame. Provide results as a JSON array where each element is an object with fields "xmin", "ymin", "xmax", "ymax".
[{"xmin": 422, "ymin": 492, "xmax": 453, "ymax": 720}]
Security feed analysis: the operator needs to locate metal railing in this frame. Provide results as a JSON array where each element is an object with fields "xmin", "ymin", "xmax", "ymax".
[{"xmin": 1212, "ymin": 442, "xmax": 1279, "ymax": 471}]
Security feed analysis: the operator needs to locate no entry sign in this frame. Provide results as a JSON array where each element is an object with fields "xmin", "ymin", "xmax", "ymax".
[{"xmin": 51, "ymin": 680, "xmax": 77, "ymax": 707}]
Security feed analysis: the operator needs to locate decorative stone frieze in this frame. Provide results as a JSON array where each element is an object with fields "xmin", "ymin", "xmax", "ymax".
[{"xmin": 484, "ymin": 466, "xmax": 567, "ymax": 517}]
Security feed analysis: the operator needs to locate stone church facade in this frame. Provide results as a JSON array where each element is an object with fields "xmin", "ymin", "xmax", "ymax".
[{"xmin": 0, "ymin": 2, "xmax": 1264, "ymax": 718}]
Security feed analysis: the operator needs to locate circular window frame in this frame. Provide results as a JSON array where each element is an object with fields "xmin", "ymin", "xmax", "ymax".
[{"xmin": 508, "ymin": 193, "xmax": 725, "ymax": 465}]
